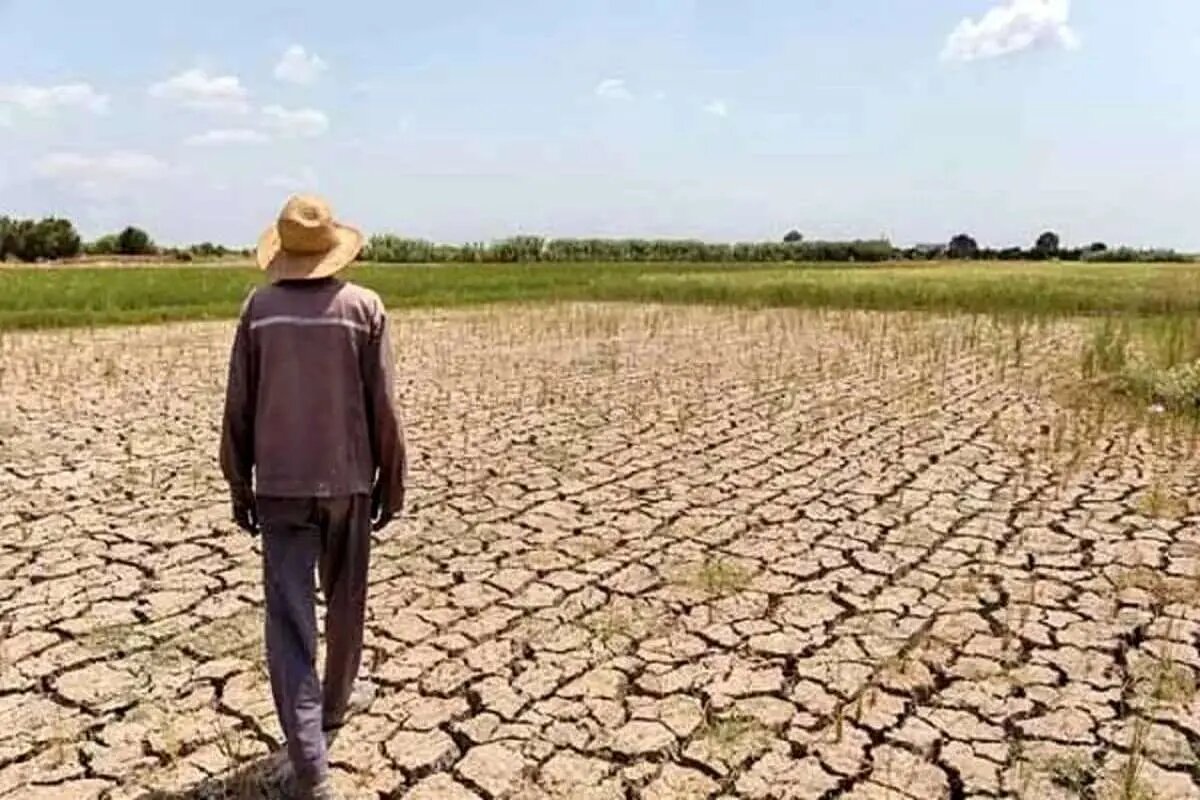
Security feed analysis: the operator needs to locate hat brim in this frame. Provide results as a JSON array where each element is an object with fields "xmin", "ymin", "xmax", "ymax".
[{"xmin": 256, "ymin": 223, "xmax": 364, "ymax": 282}]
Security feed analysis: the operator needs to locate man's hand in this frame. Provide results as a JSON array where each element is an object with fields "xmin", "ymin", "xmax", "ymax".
[
  {"xmin": 371, "ymin": 483, "xmax": 401, "ymax": 532},
  {"xmin": 231, "ymin": 486, "xmax": 258, "ymax": 535}
]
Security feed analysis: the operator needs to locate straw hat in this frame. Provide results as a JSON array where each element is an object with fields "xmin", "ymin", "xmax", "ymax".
[{"xmin": 256, "ymin": 194, "xmax": 364, "ymax": 281}]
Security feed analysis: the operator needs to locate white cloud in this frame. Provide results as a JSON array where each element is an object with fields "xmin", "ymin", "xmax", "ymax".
[
  {"xmin": 262, "ymin": 105, "xmax": 329, "ymax": 138},
  {"xmin": 34, "ymin": 149, "xmax": 170, "ymax": 182},
  {"xmin": 0, "ymin": 83, "xmax": 109, "ymax": 116},
  {"xmin": 703, "ymin": 99, "xmax": 729, "ymax": 118},
  {"xmin": 265, "ymin": 166, "xmax": 319, "ymax": 192},
  {"xmin": 274, "ymin": 45, "xmax": 328, "ymax": 85},
  {"xmin": 184, "ymin": 128, "xmax": 270, "ymax": 147},
  {"xmin": 149, "ymin": 69, "xmax": 250, "ymax": 113},
  {"xmin": 595, "ymin": 78, "xmax": 632, "ymax": 101},
  {"xmin": 942, "ymin": 0, "xmax": 1079, "ymax": 62}
]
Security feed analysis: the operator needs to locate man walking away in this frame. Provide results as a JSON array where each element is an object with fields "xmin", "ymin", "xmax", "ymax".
[{"xmin": 220, "ymin": 194, "xmax": 407, "ymax": 800}]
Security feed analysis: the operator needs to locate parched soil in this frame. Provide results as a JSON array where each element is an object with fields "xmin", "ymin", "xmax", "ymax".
[{"xmin": 1, "ymin": 305, "xmax": 1197, "ymax": 800}]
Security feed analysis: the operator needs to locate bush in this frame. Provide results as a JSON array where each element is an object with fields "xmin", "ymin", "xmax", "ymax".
[
  {"xmin": 1082, "ymin": 317, "xmax": 1200, "ymax": 418},
  {"xmin": 116, "ymin": 226, "xmax": 155, "ymax": 256},
  {"xmin": 189, "ymin": 242, "xmax": 230, "ymax": 258},
  {"xmin": 484, "ymin": 236, "xmax": 546, "ymax": 263},
  {"xmin": 1082, "ymin": 247, "xmax": 1192, "ymax": 264},
  {"xmin": 0, "ymin": 216, "xmax": 82, "ymax": 261},
  {"xmin": 361, "ymin": 235, "xmax": 437, "ymax": 263},
  {"xmin": 947, "ymin": 234, "xmax": 979, "ymax": 260},
  {"xmin": 1033, "ymin": 231, "xmax": 1061, "ymax": 260},
  {"xmin": 86, "ymin": 234, "xmax": 119, "ymax": 256},
  {"xmin": 1117, "ymin": 361, "xmax": 1200, "ymax": 414}
]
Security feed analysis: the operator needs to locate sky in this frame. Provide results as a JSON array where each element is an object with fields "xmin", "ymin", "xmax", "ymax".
[{"xmin": 1, "ymin": 0, "xmax": 1198, "ymax": 249}]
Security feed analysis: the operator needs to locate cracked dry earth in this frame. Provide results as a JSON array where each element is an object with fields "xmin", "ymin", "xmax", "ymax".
[{"xmin": 2, "ymin": 304, "xmax": 1199, "ymax": 800}]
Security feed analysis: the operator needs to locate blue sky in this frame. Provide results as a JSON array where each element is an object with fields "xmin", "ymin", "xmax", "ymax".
[{"xmin": 1, "ymin": 1, "xmax": 1198, "ymax": 249}]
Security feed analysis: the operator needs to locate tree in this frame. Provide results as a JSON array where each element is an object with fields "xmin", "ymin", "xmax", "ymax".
[
  {"xmin": 33, "ymin": 217, "xmax": 82, "ymax": 260},
  {"xmin": 783, "ymin": 229, "xmax": 803, "ymax": 244},
  {"xmin": 115, "ymin": 226, "xmax": 155, "ymax": 256},
  {"xmin": 185, "ymin": 242, "xmax": 232, "ymax": 258},
  {"xmin": 1086, "ymin": 242, "xmax": 1108, "ymax": 254},
  {"xmin": 86, "ymin": 234, "xmax": 119, "ymax": 256},
  {"xmin": 947, "ymin": 234, "xmax": 979, "ymax": 260},
  {"xmin": 1034, "ymin": 231, "xmax": 1061, "ymax": 259},
  {"xmin": 0, "ymin": 216, "xmax": 81, "ymax": 261},
  {"xmin": 6, "ymin": 219, "xmax": 35, "ymax": 260}
]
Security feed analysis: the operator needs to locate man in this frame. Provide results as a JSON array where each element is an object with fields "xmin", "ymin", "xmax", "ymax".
[{"xmin": 220, "ymin": 194, "xmax": 407, "ymax": 800}]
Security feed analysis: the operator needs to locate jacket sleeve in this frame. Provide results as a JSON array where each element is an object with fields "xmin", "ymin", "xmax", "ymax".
[
  {"xmin": 219, "ymin": 298, "xmax": 256, "ymax": 494},
  {"xmin": 364, "ymin": 305, "xmax": 408, "ymax": 516}
]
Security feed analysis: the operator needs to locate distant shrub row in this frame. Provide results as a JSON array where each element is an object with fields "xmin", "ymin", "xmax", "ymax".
[
  {"xmin": 892, "ymin": 233, "xmax": 1192, "ymax": 264},
  {"xmin": 359, "ymin": 235, "xmax": 896, "ymax": 264},
  {"xmin": 0, "ymin": 215, "xmax": 250, "ymax": 263},
  {"xmin": 361, "ymin": 233, "xmax": 1194, "ymax": 265},
  {"xmin": 897, "ymin": 245, "xmax": 1192, "ymax": 263},
  {"xmin": 1, "ymin": 214, "xmax": 1193, "ymax": 265},
  {"xmin": 86, "ymin": 230, "xmax": 251, "ymax": 261}
]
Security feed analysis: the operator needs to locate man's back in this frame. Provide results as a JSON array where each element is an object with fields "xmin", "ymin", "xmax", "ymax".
[
  {"xmin": 220, "ymin": 277, "xmax": 405, "ymax": 504},
  {"xmin": 219, "ymin": 195, "xmax": 405, "ymax": 800}
]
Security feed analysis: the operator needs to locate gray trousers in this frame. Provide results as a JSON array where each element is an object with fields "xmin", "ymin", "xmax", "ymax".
[{"xmin": 258, "ymin": 495, "xmax": 372, "ymax": 786}]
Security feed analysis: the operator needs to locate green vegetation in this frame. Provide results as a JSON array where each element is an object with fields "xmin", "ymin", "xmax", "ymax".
[
  {"xmin": 1080, "ymin": 316, "xmax": 1200, "ymax": 417},
  {"xmin": 1043, "ymin": 752, "xmax": 1096, "ymax": 795},
  {"xmin": 3, "ymin": 210, "xmax": 1191, "ymax": 269},
  {"xmin": 361, "ymin": 229, "xmax": 1192, "ymax": 264},
  {"xmin": 0, "ymin": 216, "xmax": 82, "ymax": 261},
  {"xmin": 697, "ymin": 712, "xmax": 769, "ymax": 759},
  {"xmin": 3, "ymin": 209, "xmax": 1191, "ymax": 266},
  {"xmin": 2, "ymin": 261, "xmax": 1198, "ymax": 331},
  {"xmin": 679, "ymin": 557, "xmax": 753, "ymax": 597},
  {"xmin": 362, "ymin": 234, "xmax": 897, "ymax": 263},
  {"xmin": 2, "ymin": 215, "xmax": 253, "ymax": 264},
  {"xmin": 86, "ymin": 226, "xmax": 157, "ymax": 257}
]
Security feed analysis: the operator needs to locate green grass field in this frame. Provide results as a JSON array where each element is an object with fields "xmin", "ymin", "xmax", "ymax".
[{"xmin": 1, "ymin": 261, "xmax": 1199, "ymax": 331}]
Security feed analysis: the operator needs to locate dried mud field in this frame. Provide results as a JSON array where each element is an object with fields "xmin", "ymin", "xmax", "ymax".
[{"xmin": 1, "ymin": 304, "xmax": 1198, "ymax": 800}]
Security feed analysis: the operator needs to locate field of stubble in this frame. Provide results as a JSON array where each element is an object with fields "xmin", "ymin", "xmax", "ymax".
[{"xmin": 1, "ymin": 305, "xmax": 1198, "ymax": 800}]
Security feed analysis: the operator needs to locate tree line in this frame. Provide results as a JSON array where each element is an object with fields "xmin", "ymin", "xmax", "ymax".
[
  {"xmin": 0, "ymin": 215, "xmax": 249, "ymax": 263},
  {"xmin": 360, "ymin": 235, "xmax": 897, "ymax": 264},
  {"xmin": 360, "ymin": 230, "xmax": 1192, "ymax": 264},
  {"xmin": 0, "ymin": 214, "xmax": 1192, "ymax": 265},
  {"xmin": 923, "ymin": 231, "xmax": 1188, "ymax": 264}
]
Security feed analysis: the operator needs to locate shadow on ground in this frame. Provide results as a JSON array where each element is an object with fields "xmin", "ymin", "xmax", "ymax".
[{"xmin": 138, "ymin": 755, "xmax": 283, "ymax": 800}]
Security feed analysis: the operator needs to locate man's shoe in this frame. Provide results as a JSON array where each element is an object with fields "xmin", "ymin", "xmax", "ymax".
[
  {"xmin": 265, "ymin": 747, "xmax": 294, "ymax": 785},
  {"xmin": 346, "ymin": 678, "xmax": 378, "ymax": 716},
  {"xmin": 324, "ymin": 678, "xmax": 378, "ymax": 742},
  {"xmin": 280, "ymin": 772, "xmax": 343, "ymax": 800},
  {"xmin": 306, "ymin": 778, "xmax": 344, "ymax": 800}
]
